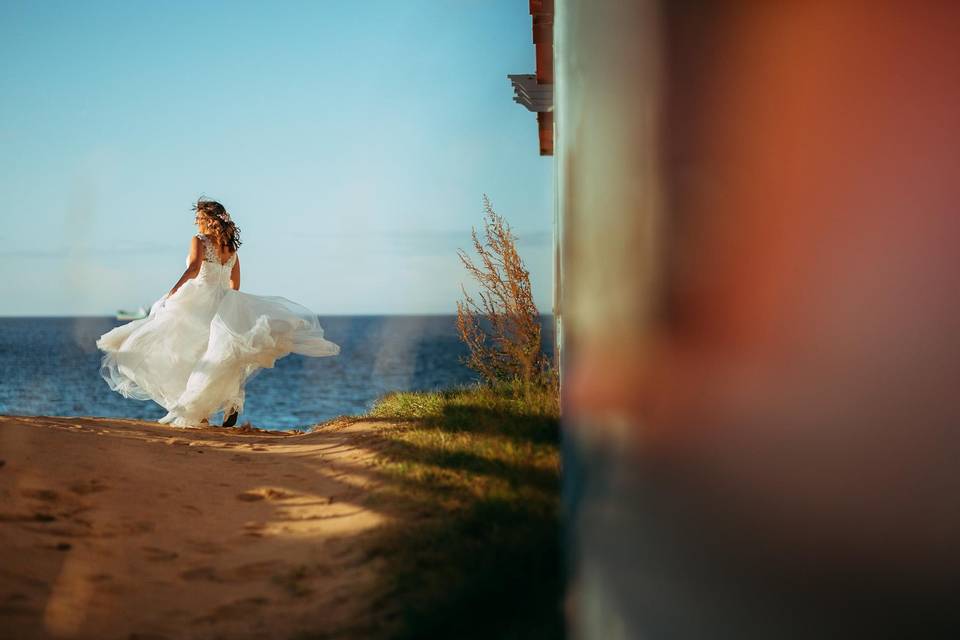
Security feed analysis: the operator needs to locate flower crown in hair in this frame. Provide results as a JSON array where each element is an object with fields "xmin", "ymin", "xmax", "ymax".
[
  {"xmin": 201, "ymin": 208, "xmax": 231, "ymax": 223},
  {"xmin": 196, "ymin": 200, "xmax": 231, "ymax": 224}
]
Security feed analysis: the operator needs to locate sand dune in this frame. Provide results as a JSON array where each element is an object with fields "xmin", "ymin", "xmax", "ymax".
[{"xmin": 0, "ymin": 415, "xmax": 394, "ymax": 640}]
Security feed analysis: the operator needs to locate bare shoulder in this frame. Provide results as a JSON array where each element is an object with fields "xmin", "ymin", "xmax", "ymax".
[{"xmin": 187, "ymin": 234, "xmax": 204, "ymax": 258}]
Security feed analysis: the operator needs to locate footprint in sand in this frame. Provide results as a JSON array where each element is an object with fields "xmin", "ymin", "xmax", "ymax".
[
  {"xmin": 69, "ymin": 478, "xmax": 108, "ymax": 495},
  {"xmin": 114, "ymin": 521, "xmax": 155, "ymax": 536},
  {"xmin": 191, "ymin": 596, "xmax": 269, "ymax": 625},
  {"xmin": 0, "ymin": 592, "xmax": 39, "ymax": 617},
  {"xmin": 180, "ymin": 566, "xmax": 221, "ymax": 582},
  {"xmin": 21, "ymin": 488, "xmax": 59, "ymax": 502},
  {"xmin": 142, "ymin": 546, "xmax": 179, "ymax": 562},
  {"xmin": 229, "ymin": 559, "xmax": 284, "ymax": 580},
  {"xmin": 127, "ymin": 632, "xmax": 171, "ymax": 640},
  {"xmin": 242, "ymin": 522, "xmax": 268, "ymax": 538},
  {"xmin": 236, "ymin": 488, "xmax": 297, "ymax": 502},
  {"xmin": 186, "ymin": 540, "xmax": 225, "ymax": 555}
]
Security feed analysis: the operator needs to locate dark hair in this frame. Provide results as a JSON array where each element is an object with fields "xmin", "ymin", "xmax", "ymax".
[{"xmin": 192, "ymin": 198, "xmax": 242, "ymax": 252}]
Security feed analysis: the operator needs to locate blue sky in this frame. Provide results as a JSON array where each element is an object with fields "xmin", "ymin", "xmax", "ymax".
[{"xmin": 0, "ymin": 0, "xmax": 553, "ymax": 315}]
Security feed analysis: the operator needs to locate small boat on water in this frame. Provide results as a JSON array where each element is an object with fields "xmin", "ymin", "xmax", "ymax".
[{"xmin": 115, "ymin": 306, "xmax": 148, "ymax": 321}]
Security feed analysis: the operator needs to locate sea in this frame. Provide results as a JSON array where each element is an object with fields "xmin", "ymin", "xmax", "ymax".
[{"xmin": 0, "ymin": 316, "xmax": 554, "ymax": 431}]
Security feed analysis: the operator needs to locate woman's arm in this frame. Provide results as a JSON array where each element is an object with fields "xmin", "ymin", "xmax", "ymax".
[
  {"xmin": 229, "ymin": 254, "xmax": 241, "ymax": 290},
  {"xmin": 167, "ymin": 236, "xmax": 203, "ymax": 298}
]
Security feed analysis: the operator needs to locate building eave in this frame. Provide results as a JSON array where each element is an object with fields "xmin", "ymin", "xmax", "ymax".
[{"xmin": 508, "ymin": 0, "xmax": 554, "ymax": 155}]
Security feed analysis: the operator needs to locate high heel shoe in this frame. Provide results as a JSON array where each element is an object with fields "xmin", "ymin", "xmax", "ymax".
[{"xmin": 222, "ymin": 410, "xmax": 239, "ymax": 428}]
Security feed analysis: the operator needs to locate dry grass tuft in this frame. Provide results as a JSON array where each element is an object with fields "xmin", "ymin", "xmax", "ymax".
[{"xmin": 457, "ymin": 195, "xmax": 553, "ymax": 388}]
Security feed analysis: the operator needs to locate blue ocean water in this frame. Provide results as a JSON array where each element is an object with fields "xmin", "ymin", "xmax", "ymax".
[{"xmin": 0, "ymin": 316, "xmax": 554, "ymax": 430}]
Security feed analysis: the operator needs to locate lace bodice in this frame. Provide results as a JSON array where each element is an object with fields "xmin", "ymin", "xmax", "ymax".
[{"xmin": 191, "ymin": 233, "xmax": 236, "ymax": 287}]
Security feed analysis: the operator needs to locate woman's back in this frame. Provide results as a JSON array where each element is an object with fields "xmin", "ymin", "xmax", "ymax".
[{"xmin": 194, "ymin": 233, "xmax": 238, "ymax": 289}]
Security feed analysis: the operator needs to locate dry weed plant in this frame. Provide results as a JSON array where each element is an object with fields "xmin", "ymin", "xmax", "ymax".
[{"xmin": 456, "ymin": 195, "xmax": 552, "ymax": 389}]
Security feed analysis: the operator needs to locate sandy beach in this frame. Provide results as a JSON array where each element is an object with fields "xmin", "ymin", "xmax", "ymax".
[{"xmin": 0, "ymin": 415, "xmax": 395, "ymax": 640}]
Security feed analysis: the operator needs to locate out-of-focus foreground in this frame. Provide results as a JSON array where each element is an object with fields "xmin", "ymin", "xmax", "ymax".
[{"xmin": 557, "ymin": 2, "xmax": 960, "ymax": 638}]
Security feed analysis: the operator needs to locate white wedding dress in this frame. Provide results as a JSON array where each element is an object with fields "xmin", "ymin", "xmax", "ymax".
[{"xmin": 96, "ymin": 233, "xmax": 340, "ymax": 427}]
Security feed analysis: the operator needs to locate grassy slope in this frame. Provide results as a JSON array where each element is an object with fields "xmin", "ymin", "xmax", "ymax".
[{"xmin": 318, "ymin": 382, "xmax": 563, "ymax": 639}]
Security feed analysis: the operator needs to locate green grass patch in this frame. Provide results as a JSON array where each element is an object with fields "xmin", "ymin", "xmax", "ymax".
[{"xmin": 358, "ymin": 382, "xmax": 563, "ymax": 639}]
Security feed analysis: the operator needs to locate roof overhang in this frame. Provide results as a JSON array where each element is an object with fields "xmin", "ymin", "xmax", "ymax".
[{"xmin": 509, "ymin": 0, "xmax": 554, "ymax": 156}]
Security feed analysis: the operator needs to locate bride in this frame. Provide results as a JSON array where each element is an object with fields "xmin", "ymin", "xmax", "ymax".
[{"xmin": 96, "ymin": 198, "xmax": 340, "ymax": 428}]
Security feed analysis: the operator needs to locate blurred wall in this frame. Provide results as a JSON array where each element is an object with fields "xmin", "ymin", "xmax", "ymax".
[{"xmin": 557, "ymin": 2, "xmax": 960, "ymax": 637}]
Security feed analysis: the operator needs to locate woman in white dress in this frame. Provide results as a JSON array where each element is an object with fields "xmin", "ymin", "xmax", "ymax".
[{"xmin": 96, "ymin": 199, "xmax": 340, "ymax": 428}]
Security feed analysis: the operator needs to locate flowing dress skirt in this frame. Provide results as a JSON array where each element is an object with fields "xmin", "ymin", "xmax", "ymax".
[{"xmin": 96, "ymin": 277, "xmax": 339, "ymax": 427}]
